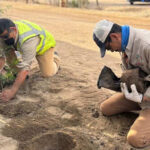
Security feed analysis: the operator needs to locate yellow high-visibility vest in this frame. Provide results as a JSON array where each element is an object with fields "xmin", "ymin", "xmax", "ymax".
[{"xmin": 14, "ymin": 20, "xmax": 56, "ymax": 55}]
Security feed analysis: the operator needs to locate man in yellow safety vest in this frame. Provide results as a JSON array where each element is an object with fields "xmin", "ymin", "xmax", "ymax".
[{"xmin": 0, "ymin": 18, "xmax": 60, "ymax": 101}]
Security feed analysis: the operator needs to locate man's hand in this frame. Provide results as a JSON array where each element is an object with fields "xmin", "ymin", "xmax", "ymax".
[
  {"xmin": 0, "ymin": 89, "xmax": 16, "ymax": 102},
  {"xmin": 0, "ymin": 70, "xmax": 29, "ymax": 102},
  {"xmin": 121, "ymin": 83, "xmax": 143, "ymax": 103}
]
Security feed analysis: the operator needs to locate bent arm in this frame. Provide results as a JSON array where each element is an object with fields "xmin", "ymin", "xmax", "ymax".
[
  {"xmin": 143, "ymin": 96, "xmax": 150, "ymax": 102},
  {"xmin": 11, "ymin": 69, "xmax": 29, "ymax": 94},
  {"xmin": 143, "ymin": 87, "xmax": 150, "ymax": 102},
  {"xmin": 143, "ymin": 46, "xmax": 150, "ymax": 102},
  {"xmin": 0, "ymin": 70, "xmax": 29, "ymax": 101}
]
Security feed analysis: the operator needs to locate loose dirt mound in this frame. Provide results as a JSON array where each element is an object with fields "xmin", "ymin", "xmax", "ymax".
[
  {"xmin": 0, "ymin": 101, "xmax": 40, "ymax": 117},
  {"xmin": 18, "ymin": 132, "xmax": 76, "ymax": 150}
]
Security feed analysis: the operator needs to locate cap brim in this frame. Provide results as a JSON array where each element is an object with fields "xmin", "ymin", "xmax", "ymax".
[
  {"xmin": 93, "ymin": 34, "xmax": 106, "ymax": 58},
  {"xmin": 99, "ymin": 44, "xmax": 106, "ymax": 58}
]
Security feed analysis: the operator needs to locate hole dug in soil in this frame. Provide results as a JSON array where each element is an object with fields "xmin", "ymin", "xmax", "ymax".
[{"xmin": 18, "ymin": 132, "xmax": 76, "ymax": 150}]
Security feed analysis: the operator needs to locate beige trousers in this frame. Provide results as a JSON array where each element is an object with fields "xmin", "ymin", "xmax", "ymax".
[
  {"xmin": 100, "ymin": 93, "xmax": 150, "ymax": 148},
  {"xmin": 36, "ymin": 48, "xmax": 60, "ymax": 77}
]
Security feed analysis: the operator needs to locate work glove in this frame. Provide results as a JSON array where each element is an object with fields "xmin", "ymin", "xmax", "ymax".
[{"xmin": 121, "ymin": 83, "xmax": 143, "ymax": 103}]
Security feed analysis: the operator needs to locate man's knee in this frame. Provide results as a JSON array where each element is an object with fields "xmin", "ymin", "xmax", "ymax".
[
  {"xmin": 100, "ymin": 102, "xmax": 113, "ymax": 116},
  {"xmin": 127, "ymin": 130, "xmax": 149, "ymax": 148},
  {"xmin": 42, "ymin": 62, "xmax": 59, "ymax": 77}
]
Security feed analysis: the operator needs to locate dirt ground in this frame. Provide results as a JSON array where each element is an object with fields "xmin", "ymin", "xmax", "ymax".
[{"xmin": 0, "ymin": 1, "xmax": 150, "ymax": 150}]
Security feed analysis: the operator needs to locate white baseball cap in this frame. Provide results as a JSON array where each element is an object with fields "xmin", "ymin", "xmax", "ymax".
[{"xmin": 93, "ymin": 20, "xmax": 114, "ymax": 57}]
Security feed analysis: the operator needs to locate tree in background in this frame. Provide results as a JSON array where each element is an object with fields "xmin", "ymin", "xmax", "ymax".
[
  {"xmin": 12, "ymin": 0, "xmax": 100, "ymax": 8},
  {"xmin": 61, "ymin": 0, "xmax": 68, "ymax": 7},
  {"xmin": 78, "ymin": 0, "xmax": 88, "ymax": 7},
  {"xmin": 96, "ymin": 0, "xmax": 99, "ymax": 6}
]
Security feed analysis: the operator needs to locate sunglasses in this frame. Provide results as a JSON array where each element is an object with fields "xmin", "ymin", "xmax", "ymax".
[
  {"xmin": 0, "ymin": 30, "xmax": 11, "ymax": 39},
  {"xmin": 104, "ymin": 35, "xmax": 112, "ymax": 50},
  {"xmin": 105, "ymin": 41, "xmax": 111, "ymax": 50}
]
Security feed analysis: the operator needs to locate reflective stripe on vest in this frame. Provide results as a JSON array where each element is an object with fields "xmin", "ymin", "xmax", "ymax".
[
  {"xmin": 15, "ymin": 20, "xmax": 56, "ymax": 55},
  {"xmin": 17, "ymin": 20, "xmax": 46, "ymax": 53}
]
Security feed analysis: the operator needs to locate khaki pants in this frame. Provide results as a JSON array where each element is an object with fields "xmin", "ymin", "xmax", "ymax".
[
  {"xmin": 36, "ymin": 48, "xmax": 60, "ymax": 77},
  {"xmin": 100, "ymin": 93, "xmax": 150, "ymax": 148}
]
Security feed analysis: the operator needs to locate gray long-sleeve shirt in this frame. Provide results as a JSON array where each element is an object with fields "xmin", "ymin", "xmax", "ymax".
[
  {"xmin": 0, "ymin": 34, "xmax": 40, "ymax": 71},
  {"xmin": 122, "ymin": 26, "xmax": 150, "ymax": 98}
]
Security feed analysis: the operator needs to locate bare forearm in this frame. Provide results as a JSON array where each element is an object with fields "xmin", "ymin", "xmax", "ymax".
[
  {"xmin": 11, "ymin": 70, "xmax": 29, "ymax": 94},
  {"xmin": 0, "ymin": 57, "xmax": 5, "ymax": 70},
  {"xmin": 143, "ymin": 96, "xmax": 150, "ymax": 102}
]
